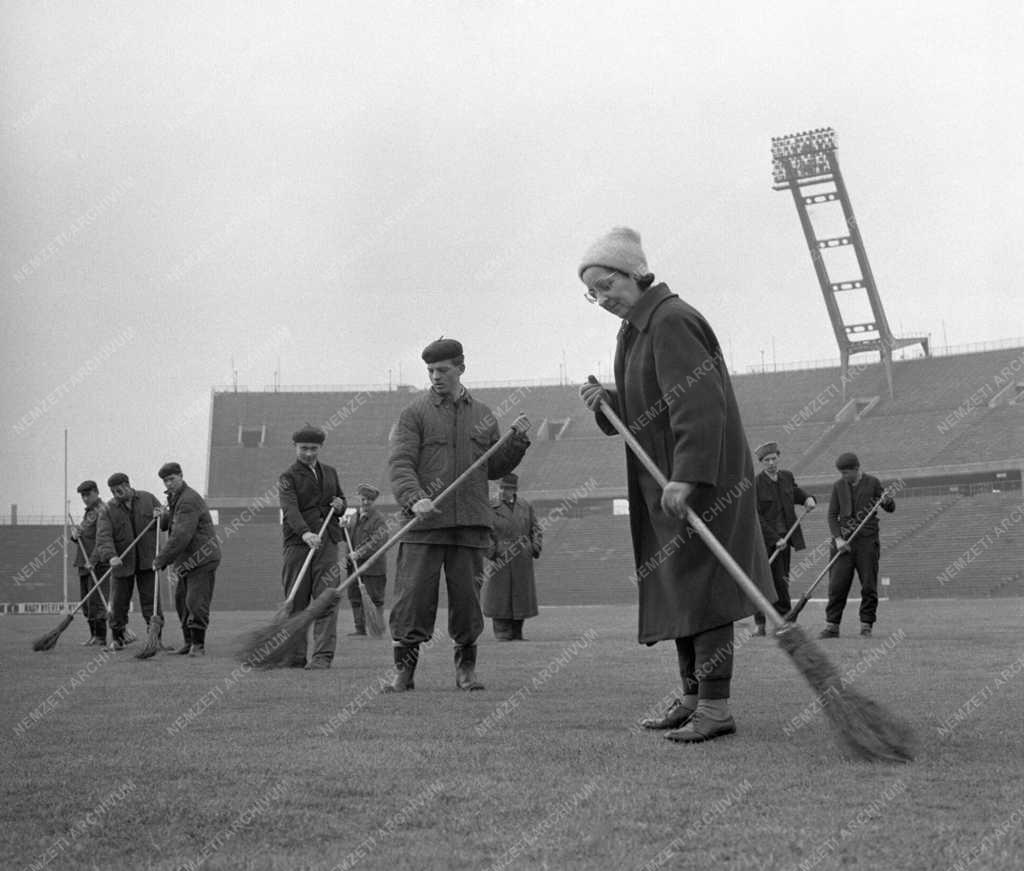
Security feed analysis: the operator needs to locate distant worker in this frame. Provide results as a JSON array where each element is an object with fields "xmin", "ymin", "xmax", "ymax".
[
  {"xmin": 70, "ymin": 480, "xmax": 109, "ymax": 646},
  {"xmin": 344, "ymin": 483, "xmax": 389, "ymax": 636},
  {"xmin": 154, "ymin": 462, "xmax": 221, "ymax": 657},
  {"xmin": 482, "ymin": 473, "xmax": 542, "ymax": 641},
  {"xmin": 819, "ymin": 452, "xmax": 895, "ymax": 639},
  {"xmin": 278, "ymin": 425, "xmax": 347, "ymax": 669},
  {"xmin": 753, "ymin": 442, "xmax": 815, "ymax": 636}
]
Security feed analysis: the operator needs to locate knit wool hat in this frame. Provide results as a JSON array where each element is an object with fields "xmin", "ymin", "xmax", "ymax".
[{"xmin": 578, "ymin": 227, "xmax": 649, "ymax": 279}]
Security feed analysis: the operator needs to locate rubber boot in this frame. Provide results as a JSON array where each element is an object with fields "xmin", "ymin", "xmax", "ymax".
[
  {"xmin": 454, "ymin": 645, "xmax": 485, "ymax": 691},
  {"xmin": 383, "ymin": 644, "xmax": 419, "ymax": 693},
  {"xmin": 175, "ymin": 626, "xmax": 192, "ymax": 655},
  {"xmin": 189, "ymin": 627, "xmax": 206, "ymax": 657},
  {"xmin": 349, "ymin": 602, "xmax": 367, "ymax": 636}
]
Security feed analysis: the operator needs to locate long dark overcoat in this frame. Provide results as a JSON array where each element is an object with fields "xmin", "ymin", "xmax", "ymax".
[
  {"xmin": 594, "ymin": 283, "xmax": 774, "ymax": 642},
  {"xmin": 481, "ymin": 497, "xmax": 541, "ymax": 620}
]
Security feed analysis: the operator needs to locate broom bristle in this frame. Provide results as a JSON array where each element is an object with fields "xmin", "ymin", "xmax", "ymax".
[
  {"xmin": 135, "ymin": 612, "xmax": 165, "ymax": 660},
  {"xmin": 236, "ymin": 588, "xmax": 338, "ymax": 668},
  {"xmin": 775, "ymin": 623, "xmax": 917, "ymax": 762},
  {"xmin": 32, "ymin": 614, "xmax": 74, "ymax": 651},
  {"xmin": 360, "ymin": 580, "xmax": 385, "ymax": 638}
]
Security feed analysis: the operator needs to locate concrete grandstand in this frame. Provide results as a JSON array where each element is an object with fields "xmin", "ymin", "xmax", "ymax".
[{"xmin": 3, "ymin": 342, "xmax": 1022, "ymax": 612}]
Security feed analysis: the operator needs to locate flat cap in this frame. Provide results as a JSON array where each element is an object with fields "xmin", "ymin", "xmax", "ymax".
[
  {"xmin": 835, "ymin": 452, "xmax": 860, "ymax": 471},
  {"xmin": 76, "ymin": 480, "xmax": 99, "ymax": 494},
  {"xmin": 158, "ymin": 461, "xmax": 183, "ymax": 479},
  {"xmin": 356, "ymin": 483, "xmax": 380, "ymax": 499},
  {"xmin": 421, "ymin": 337, "xmax": 463, "ymax": 364},
  {"xmin": 500, "ymin": 473, "xmax": 518, "ymax": 488},
  {"xmin": 107, "ymin": 472, "xmax": 130, "ymax": 487},
  {"xmin": 292, "ymin": 423, "xmax": 326, "ymax": 444},
  {"xmin": 755, "ymin": 442, "xmax": 780, "ymax": 461}
]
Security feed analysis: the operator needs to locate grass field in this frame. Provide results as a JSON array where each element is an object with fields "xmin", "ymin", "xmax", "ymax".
[{"xmin": 3, "ymin": 599, "xmax": 1024, "ymax": 871}]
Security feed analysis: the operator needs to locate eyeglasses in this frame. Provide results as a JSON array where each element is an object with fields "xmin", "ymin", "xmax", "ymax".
[{"xmin": 583, "ymin": 271, "xmax": 621, "ymax": 304}]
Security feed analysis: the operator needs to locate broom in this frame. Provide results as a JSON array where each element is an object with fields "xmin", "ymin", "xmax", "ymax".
[
  {"xmin": 769, "ymin": 505, "xmax": 813, "ymax": 566},
  {"xmin": 786, "ymin": 493, "xmax": 889, "ymax": 622},
  {"xmin": 68, "ymin": 513, "xmax": 113, "ymax": 640},
  {"xmin": 592, "ymin": 386, "xmax": 915, "ymax": 762},
  {"xmin": 135, "ymin": 518, "xmax": 165, "ymax": 659},
  {"xmin": 33, "ymin": 518, "xmax": 157, "ymax": 651},
  {"xmin": 344, "ymin": 523, "xmax": 385, "ymax": 638},
  {"xmin": 240, "ymin": 415, "xmax": 532, "ymax": 668}
]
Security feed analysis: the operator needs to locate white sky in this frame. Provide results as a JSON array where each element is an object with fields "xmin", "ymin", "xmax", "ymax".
[{"xmin": 2, "ymin": 0, "xmax": 1023, "ymax": 514}]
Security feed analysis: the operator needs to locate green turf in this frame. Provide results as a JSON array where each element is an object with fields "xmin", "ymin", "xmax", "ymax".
[{"xmin": 3, "ymin": 600, "xmax": 1024, "ymax": 870}]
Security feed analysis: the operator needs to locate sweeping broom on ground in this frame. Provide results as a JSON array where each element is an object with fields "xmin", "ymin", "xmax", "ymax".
[
  {"xmin": 135, "ymin": 520, "xmax": 165, "ymax": 660},
  {"xmin": 594, "ymin": 389, "xmax": 915, "ymax": 763},
  {"xmin": 33, "ymin": 518, "xmax": 157, "ymax": 651},
  {"xmin": 344, "ymin": 524, "xmax": 385, "ymax": 638},
  {"xmin": 785, "ymin": 494, "xmax": 890, "ymax": 622},
  {"xmin": 68, "ymin": 512, "xmax": 114, "ymax": 643},
  {"xmin": 768, "ymin": 505, "xmax": 813, "ymax": 566},
  {"xmin": 238, "ymin": 415, "xmax": 531, "ymax": 668}
]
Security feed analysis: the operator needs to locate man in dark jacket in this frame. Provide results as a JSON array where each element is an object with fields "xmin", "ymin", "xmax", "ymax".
[
  {"xmin": 70, "ymin": 480, "xmax": 109, "ymax": 646},
  {"xmin": 385, "ymin": 337, "xmax": 530, "ymax": 693},
  {"xmin": 154, "ymin": 462, "xmax": 221, "ymax": 656},
  {"xmin": 482, "ymin": 473, "xmax": 541, "ymax": 641},
  {"xmin": 820, "ymin": 452, "xmax": 895, "ymax": 639},
  {"xmin": 344, "ymin": 483, "xmax": 389, "ymax": 636},
  {"xmin": 279, "ymin": 425, "xmax": 347, "ymax": 669},
  {"xmin": 753, "ymin": 442, "xmax": 815, "ymax": 635},
  {"xmin": 578, "ymin": 227, "xmax": 775, "ymax": 744},
  {"xmin": 95, "ymin": 473, "xmax": 161, "ymax": 651}
]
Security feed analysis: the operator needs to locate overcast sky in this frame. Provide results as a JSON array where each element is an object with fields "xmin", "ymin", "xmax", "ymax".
[{"xmin": 2, "ymin": 1, "xmax": 1022, "ymax": 514}]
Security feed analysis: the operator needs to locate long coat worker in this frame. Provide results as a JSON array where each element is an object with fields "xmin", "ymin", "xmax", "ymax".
[
  {"xmin": 594, "ymin": 283, "xmax": 774, "ymax": 642},
  {"xmin": 482, "ymin": 480, "xmax": 541, "ymax": 639}
]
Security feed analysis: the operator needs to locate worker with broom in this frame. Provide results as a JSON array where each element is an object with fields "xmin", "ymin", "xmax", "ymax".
[
  {"xmin": 95, "ymin": 473, "xmax": 162, "ymax": 651},
  {"xmin": 819, "ymin": 452, "xmax": 896, "ymax": 639},
  {"xmin": 154, "ymin": 462, "xmax": 221, "ymax": 656},
  {"xmin": 343, "ymin": 483, "xmax": 389, "ymax": 637},
  {"xmin": 70, "ymin": 480, "xmax": 110, "ymax": 646},
  {"xmin": 279, "ymin": 425, "xmax": 347, "ymax": 669},
  {"xmin": 385, "ymin": 337, "xmax": 531, "ymax": 692},
  {"xmin": 578, "ymin": 227, "xmax": 775, "ymax": 744},
  {"xmin": 752, "ymin": 442, "xmax": 815, "ymax": 636}
]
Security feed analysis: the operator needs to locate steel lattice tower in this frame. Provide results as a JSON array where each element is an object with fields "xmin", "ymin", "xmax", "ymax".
[{"xmin": 772, "ymin": 128, "xmax": 929, "ymax": 399}]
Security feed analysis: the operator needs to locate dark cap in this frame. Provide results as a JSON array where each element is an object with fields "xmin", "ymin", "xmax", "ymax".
[
  {"xmin": 835, "ymin": 452, "xmax": 860, "ymax": 471},
  {"xmin": 755, "ymin": 442, "xmax": 780, "ymax": 461},
  {"xmin": 421, "ymin": 337, "xmax": 464, "ymax": 364},
  {"xmin": 500, "ymin": 473, "xmax": 518, "ymax": 488},
  {"xmin": 292, "ymin": 423, "xmax": 326, "ymax": 445},
  {"xmin": 356, "ymin": 483, "xmax": 380, "ymax": 500},
  {"xmin": 76, "ymin": 480, "xmax": 98, "ymax": 494},
  {"xmin": 158, "ymin": 461, "xmax": 183, "ymax": 479},
  {"xmin": 107, "ymin": 472, "xmax": 130, "ymax": 488}
]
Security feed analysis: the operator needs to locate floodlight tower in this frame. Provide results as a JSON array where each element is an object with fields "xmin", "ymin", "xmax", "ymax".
[{"xmin": 771, "ymin": 128, "xmax": 929, "ymax": 399}]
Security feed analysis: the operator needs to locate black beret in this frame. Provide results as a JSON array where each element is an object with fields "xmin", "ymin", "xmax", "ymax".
[
  {"xmin": 292, "ymin": 424, "xmax": 326, "ymax": 444},
  {"xmin": 500, "ymin": 473, "xmax": 518, "ymax": 488},
  {"xmin": 356, "ymin": 483, "xmax": 380, "ymax": 499},
  {"xmin": 835, "ymin": 452, "xmax": 860, "ymax": 471},
  {"xmin": 107, "ymin": 472, "xmax": 130, "ymax": 487},
  {"xmin": 76, "ymin": 480, "xmax": 98, "ymax": 494},
  {"xmin": 158, "ymin": 462, "xmax": 183, "ymax": 479},
  {"xmin": 421, "ymin": 337, "xmax": 464, "ymax": 364}
]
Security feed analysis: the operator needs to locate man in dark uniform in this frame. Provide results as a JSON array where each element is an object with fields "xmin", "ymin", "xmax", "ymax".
[
  {"xmin": 753, "ymin": 442, "xmax": 815, "ymax": 636},
  {"xmin": 386, "ymin": 337, "xmax": 531, "ymax": 692},
  {"xmin": 344, "ymin": 483, "xmax": 389, "ymax": 636},
  {"xmin": 820, "ymin": 452, "xmax": 896, "ymax": 639},
  {"xmin": 94, "ymin": 473, "xmax": 161, "ymax": 651},
  {"xmin": 279, "ymin": 425, "xmax": 347, "ymax": 669},
  {"xmin": 154, "ymin": 462, "xmax": 221, "ymax": 656},
  {"xmin": 482, "ymin": 473, "xmax": 542, "ymax": 641},
  {"xmin": 70, "ymin": 480, "xmax": 109, "ymax": 646}
]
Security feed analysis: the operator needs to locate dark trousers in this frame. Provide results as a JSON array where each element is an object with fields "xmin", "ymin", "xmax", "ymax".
[
  {"xmin": 282, "ymin": 541, "xmax": 341, "ymax": 663},
  {"xmin": 389, "ymin": 543, "xmax": 484, "ymax": 646},
  {"xmin": 755, "ymin": 547, "xmax": 791, "ymax": 626},
  {"xmin": 109, "ymin": 570, "xmax": 155, "ymax": 640},
  {"xmin": 78, "ymin": 569, "xmax": 109, "ymax": 635},
  {"xmin": 675, "ymin": 623, "xmax": 734, "ymax": 700},
  {"xmin": 826, "ymin": 537, "xmax": 880, "ymax": 626},
  {"xmin": 347, "ymin": 568, "xmax": 386, "ymax": 629},
  {"xmin": 175, "ymin": 562, "xmax": 218, "ymax": 643}
]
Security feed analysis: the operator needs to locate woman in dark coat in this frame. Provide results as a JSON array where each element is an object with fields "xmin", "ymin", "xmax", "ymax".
[{"xmin": 578, "ymin": 227, "xmax": 774, "ymax": 743}]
